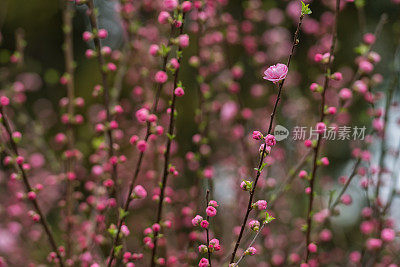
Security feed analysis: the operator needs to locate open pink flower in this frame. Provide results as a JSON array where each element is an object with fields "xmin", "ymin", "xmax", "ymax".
[{"xmin": 263, "ymin": 63, "xmax": 288, "ymax": 83}]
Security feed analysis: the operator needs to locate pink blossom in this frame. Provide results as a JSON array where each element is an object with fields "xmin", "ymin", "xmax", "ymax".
[
  {"xmin": 163, "ymin": 0, "xmax": 178, "ymax": 10},
  {"xmin": 265, "ymin": 134, "xmax": 276, "ymax": 146},
  {"xmin": 182, "ymin": 1, "xmax": 192, "ymax": 12},
  {"xmin": 349, "ymin": 251, "xmax": 361, "ymax": 263},
  {"xmin": 340, "ymin": 194, "xmax": 352, "ymax": 205},
  {"xmin": 178, "ymin": 34, "xmax": 190, "ymax": 48},
  {"xmin": 149, "ymin": 44, "xmax": 159, "ymax": 56},
  {"xmin": 155, "ymin": 71, "xmax": 168, "ymax": 83},
  {"xmin": 332, "ymin": 72, "xmax": 343, "ymax": 81},
  {"xmin": 133, "ymin": 185, "xmax": 147, "ymax": 199},
  {"xmin": 381, "ymin": 228, "xmax": 395, "ymax": 242},
  {"xmin": 98, "ymin": 29, "xmax": 108, "ymax": 39},
  {"xmin": 339, "ymin": 88, "xmax": 352, "ymax": 100},
  {"xmin": 135, "ymin": 108, "xmax": 149, "ymax": 123},
  {"xmin": 158, "ymin": 11, "xmax": 171, "ymax": 24},
  {"xmin": 254, "ymin": 200, "xmax": 267, "ymax": 210},
  {"xmin": 249, "ymin": 220, "xmax": 260, "ymax": 231},
  {"xmin": 0, "ymin": 96, "xmax": 10, "ymax": 106},
  {"xmin": 206, "ymin": 206, "xmax": 217, "ymax": 217},
  {"xmin": 263, "ymin": 63, "xmax": 288, "ymax": 83},
  {"xmin": 308, "ymin": 243, "xmax": 317, "ymax": 253},
  {"xmin": 366, "ymin": 238, "xmax": 382, "ymax": 250},
  {"xmin": 174, "ymin": 87, "xmax": 185, "ymax": 97},
  {"xmin": 252, "ymin": 131, "xmax": 263, "ymax": 140},
  {"xmin": 137, "ymin": 140, "xmax": 147, "ymax": 152},
  {"xmin": 363, "ymin": 33, "xmax": 376, "ymax": 45},
  {"xmin": 316, "ymin": 122, "xmax": 326, "ymax": 134},
  {"xmin": 121, "ymin": 225, "xmax": 130, "ymax": 236},
  {"xmin": 245, "ymin": 246, "xmax": 257, "ymax": 256},
  {"xmin": 299, "ymin": 170, "xmax": 308, "ymax": 179},
  {"xmin": 82, "ymin": 31, "xmax": 93, "ymax": 42},
  {"xmin": 192, "ymin": 215, "xmax": 203, "ymax": 226},
  {"xmin": 200, "ymin": 220, "xmax": 209, "ymax": 229},
  {"xmin": 359, "ymin": 60, "xmax": 374, "ymax": 73},
  {"xmin": 198, "ymin": 258, "xmax": 209, "ymax": 267}
]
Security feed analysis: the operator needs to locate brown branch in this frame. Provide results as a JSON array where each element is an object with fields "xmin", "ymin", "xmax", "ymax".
[
  {"xmin": 87, "ymin": 0, "xmax": 119, "ymax": 201},
  {"xmin": 149, "ymin": 13, "xmax": 187, "ymax": 266},
  {"xmin": 62, "ymin": 0, "xmax": 76, "ymax": 258},
  {"xmin": 305, "ymin": 0, "xmax": 340, "ymax": 262},
  {"xmin": 0, "ymin": 106, "xmax": 64, "ymax": 266},
  {"xmin": 229, "ymin": 13, "xmax": 305, "ymax": 264},
  {"xmin": 105, "ymin": 25, "xmax": 176, "ymax": 267}
]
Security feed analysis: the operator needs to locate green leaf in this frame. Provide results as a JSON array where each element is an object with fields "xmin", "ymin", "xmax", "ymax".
[
  {"xmin": 166, "ymin": 133, "xmax": 176, "ymax": 140},
  {"xmin": 119, "ymin": 208, "xmax": 129, "ymax": 219},
  {"xmin": 355, "ymin": 0, "xmax": 365, "ymax": 8},
  {"xmin": 301, "ymin": 1, "xmax": 312, "ymax": 16},
  {"xmin": 114, "ymin": 245, "xmax": 123, "ymax": 256},
  {"xmin": 160, "ymin": 44, "xmax": 171, "ymax": 57},
  {"xmin": 264, "ymin": 212, "xmax": 276, "ymax": 224},
  {"xmin": 354, "ymin": 44, "xmax": 369, "ymax": 55},
  {"xmin": 108, "ymin": 227, "xmax": 117, "ymax": 238}
]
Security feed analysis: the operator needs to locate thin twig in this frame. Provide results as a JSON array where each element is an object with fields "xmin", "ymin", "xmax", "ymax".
[
  {"xmin": 61, "ymin": 0, "xmax": 76, "ymax": 258},
  {"xmin": 305, "ymin": 0, "xmax": 340, "ymax": 262},
  {"xmin": 149, "ymin": 12, "xmax": 188, "ymax": 266},
  {"xmin": 0, "ymin": 106, "xmax": 64, "ymax": 266},
  {"xmin": 106, "ymin": 25, "xmax": 176, "ymax": 267},
  {"xmin": 205, "ymin": 190, "xmax": 212, "ymax": 266},
  {"xmin": 233, "ymin": 223, "xmax": 266, "ymax": 267},
  {"xmin": 329, "ymin": 158, "xmax": 361, "ymax": 212},
  {"xmin": 229, "ymin": 13, "xmax": 305, "ymax": 264},
  {"xmin": 87, "ymin": 0, "xmax": 119, "ymax": 201}
]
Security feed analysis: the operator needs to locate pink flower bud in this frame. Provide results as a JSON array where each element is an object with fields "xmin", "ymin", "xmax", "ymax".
[
  {"xmin": 339, "ymin": 88, "xmax": 352, "ymax": 100},
  {"xmin": 155, "ymin": 71, "xmax": 168, "ymax": 83},
  {"xmin": 27, "ymin": 191, "xmax": 36, "ymax": 200},
  {"xmin": 178, "ymin": 34, "xmax": 190, "ymax": 48},
  {"xmin": 174, "ymin": 87, "xmax": 185, "ymax": 96},
  {"xmin": 308, "ymin": 243, "xmax": 317, "ymax": 253},
  {"xmin": 107, "ymin": 63, "xmax": 117, "ymax": 72},
  {"xmin": 316, "ymin": 122, "xmax": 326, "ymax": 134},
  {"xmin": 200, "ymin": 220, "xmax": 209, "ymax": 228},
  {"xmin": 332, "ymin": 72, "xmax": 343, "ymax": 81},
  {"xmin": 381, "ymin": 228, "xmax": 395, "ymax": 242},
  {"xmin": 182, "ymin": 1, "xmax": 192, "ymax": 12},
  {"xmin": 299, "ymin": 170, "xmax": 308, "ymax": 179},
  {"xmin": 82, "ymin": 31, "xmax": 93, "ymax": 42},
  {"xmin": 98, "ymin": 29, "xmax": 108, "ymax": 39},
  {"xmin": 163, "ymin": 0, "xmax": 178, "ymax": 11},
  {"xmin": 265, "ymin": 134, "xmax": 276, "ymax": 146},
  {"xmin": 206, "ymin": 206, "xmax": 217, "ymax": 217},
  {"xmin": 158, "ymin": 11, "xmax": 171, "ymax": 24},
  {"xmin": 0, "ymin": 96, "xmax": 10, "ymax": 106},
  {"xmin": 133, "ymin": 185, "xmax": 147, "ymax": 199},
  {"xmin": 137, "ymin": 140, "xmax": 147, "ymax": 152},
  {"xmin": 149, "ymin": 44, "xmax": 159, "ymax": 56},
  {"xmin": 363, "ymin": 33, "xmax": 376, "ymax": 45},
  {"xmin": 191, "ymin": 215, "xmax": 203, "ymax": 226}
]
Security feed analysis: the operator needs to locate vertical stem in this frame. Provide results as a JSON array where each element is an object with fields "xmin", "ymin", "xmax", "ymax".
[
  {"xmin": 205, "ymin": 190, "xmax": 212, "ymax": 266},
  {"xmin": 106, "ymin": 25, "xmax": 175, "ymax": 267},
  {"xmin": 150, "ymin": 12, "xmax": 187, "ymax": 267},
  {"xmin": 229, "ymin": 14, "xmax": 305, "ymax": 264},
  {"xmin": 87, "ymin": 0, "xmax": 119, "ymax": 201},
  {"xmin": 62, "ymin": 0, "xmax": 75, "ymax": 258},
  {"xmin": 0, "ymin": 106, "xmax": 64, "ymax": 267},
  {"xmin": 305, "ymin": 0, "xmax": 340, "ymax": 262}
]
